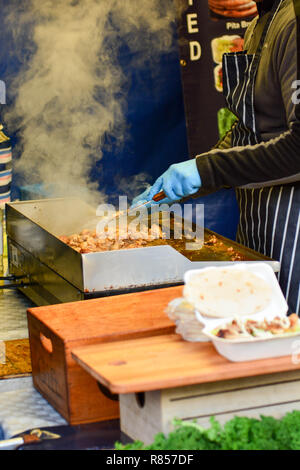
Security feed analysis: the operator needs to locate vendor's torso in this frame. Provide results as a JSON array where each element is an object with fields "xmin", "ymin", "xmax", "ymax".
[{"xmin": 242, "ymin": 0, "xmax": 296, "ymax": 143}]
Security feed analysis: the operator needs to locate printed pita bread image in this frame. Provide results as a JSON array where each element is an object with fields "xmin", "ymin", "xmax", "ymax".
[
  {"xmin": 211, "ymin": 35, "xmax": 244, "ymax": 64},
  {"xmin": 208, "ymin": 0, "xmax": 258, "ymax": 19}
]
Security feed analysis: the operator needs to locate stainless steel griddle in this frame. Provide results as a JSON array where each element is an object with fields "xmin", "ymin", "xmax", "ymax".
[{"xmin": 5, "ymin": 198, "xmax": 280, "ymax": 306}]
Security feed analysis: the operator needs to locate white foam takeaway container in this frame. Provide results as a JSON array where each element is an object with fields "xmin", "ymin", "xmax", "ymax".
[{"xmin": 184, "ymin": 263, "xmax": 300, "ymax": 361}]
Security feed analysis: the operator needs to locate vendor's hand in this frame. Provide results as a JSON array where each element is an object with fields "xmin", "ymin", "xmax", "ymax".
[
  {"xmin": 131, "ymin": 187, "xmax": 152, "ymax": 208},
  {"xmin": 150, "ymin": 159, "xmax": 201, "ymax": 202},
  {"xmin": 131, "ymin": 159, "xmax": 201, "ymax": 208}
]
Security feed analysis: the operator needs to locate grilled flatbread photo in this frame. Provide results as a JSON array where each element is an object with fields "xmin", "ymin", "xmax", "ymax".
[
  {"xmin": 208, "ymin": 0, "xmax": 258, "ymax": 19},
  {"xmin": 211, "ymin": 35, "xmax": 244, "ymax": 64}
]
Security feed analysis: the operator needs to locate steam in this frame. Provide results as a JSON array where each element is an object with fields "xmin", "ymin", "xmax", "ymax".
[{"xmin": 4, "ymin": 0, "xmax": 182, "ymax": 206}]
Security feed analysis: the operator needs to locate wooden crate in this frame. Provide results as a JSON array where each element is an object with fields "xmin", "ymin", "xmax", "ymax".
[
  {"xmin": 27, "ymin": 286, "xmax": 179, "ymax": 425},
  {"xmin": 72, "ymin": 333, "xmax": 300, "ymax": 444}
]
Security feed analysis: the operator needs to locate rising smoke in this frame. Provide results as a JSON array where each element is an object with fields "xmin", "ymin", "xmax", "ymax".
[{"xmin": 4, "ymin": 0, "xmax": 184, "ymax": 206}]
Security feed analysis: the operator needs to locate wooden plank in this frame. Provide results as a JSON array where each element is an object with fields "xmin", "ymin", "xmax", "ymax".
[
  {"xmin": 72, "ymin": 334, "xmax": 300, "ymax": 394},
  {"xmin": 163, "ymin": 380, "xmax": 300, "ymax": 420},
  {"xmin": 162, "ymin": 369, "xmax": 300, "ymax": 399},
  {"xmin": 27, "ymin": 285, "xmax": 180, "ymax": 342}
]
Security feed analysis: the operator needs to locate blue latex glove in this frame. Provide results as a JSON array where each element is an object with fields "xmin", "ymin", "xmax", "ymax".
[
  {"xmin": 131, "ymin": 187, "xmax": 152, "ymax": 208},
  {"xmin": 131, "ymin": 186, "xmax": 175, "ymax": 208},
  {"xmin": 131, "ymin": 159, "xmax": 201, "ymax": 208}
]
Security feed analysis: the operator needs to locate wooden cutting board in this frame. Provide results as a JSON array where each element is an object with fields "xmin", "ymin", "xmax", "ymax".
[
  {"xmin": 72, "ymin": 333, "xmax": 300, "ymax": 394},
  {"xmin": 28, "ymin": 285, "xmax": 182, "ymax": 342}
]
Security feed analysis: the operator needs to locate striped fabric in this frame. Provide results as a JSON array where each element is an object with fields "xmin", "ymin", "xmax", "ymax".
[
  {"xmin": 0, "ymin": 125, "xmax": 11, "ymax": 207},
  {"xmin": 224, "ymin": 0, "xmax": 300, "ymax": 314}
]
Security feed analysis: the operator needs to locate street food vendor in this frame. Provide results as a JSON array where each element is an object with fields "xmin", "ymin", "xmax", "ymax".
[{"xmin": 132, "ymin": 0, "xmax": 300, "ymax": 314}]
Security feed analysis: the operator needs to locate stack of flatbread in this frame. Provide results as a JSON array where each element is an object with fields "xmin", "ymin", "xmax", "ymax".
[
  {"xmin": 183, "ymin": 268, "xmax": 272, "ymax": 319},
  {"xmin": 208, "ymin": 0, "xmax": 257, "ymax": 18},
  {"xmin": 166, "ymin": 298, "xmax": 208, "ymax": 342}
]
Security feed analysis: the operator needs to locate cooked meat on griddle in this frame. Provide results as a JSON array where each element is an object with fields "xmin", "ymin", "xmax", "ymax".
[
  {"xmin": 59, "ymin": 225, "xmax": 166, "ymax": 253},
  {"xmin": 203, "ymin": 235, "xmax": 244, "ymax": 261},
  {"xmin": 59, "ymin": 228, "xmax": 249, "ymax": 260}
]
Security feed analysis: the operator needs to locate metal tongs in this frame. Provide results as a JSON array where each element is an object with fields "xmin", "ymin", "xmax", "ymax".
[{"xmin": 102, "ymin": 190, "xmax": 166, "ymax": 225}]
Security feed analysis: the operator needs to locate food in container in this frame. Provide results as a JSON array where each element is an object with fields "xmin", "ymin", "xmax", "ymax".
[
  {"xmin": 188, "ymin": 264, "xmax": 288, "ymax": 326},
  {"xmin": 203, "ymin": 314, "xmax": 300, "ymax": 362},
  {"xmin": 211, "ymin": 35, "xmax": 244, "ymax": 64},
  {"xmin": 208, "ymin": 0, "xmax": 258, "ymax": 19},
  {"xmin": 183, "ymin": 266, "xmax": 272, "ymax": 319},
  {"xmin": 167, "ymin": 264, "xmax": 290, "ymax": 353},
  {"xmin": 212, "ymin": 314, "xmax": 300, "ymax": 340}
]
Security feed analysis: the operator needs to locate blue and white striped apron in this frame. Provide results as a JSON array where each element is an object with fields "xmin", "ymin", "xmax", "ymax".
[{"xmin": 222, "ymin": 0, "xmax": 300, "ymax": 314}]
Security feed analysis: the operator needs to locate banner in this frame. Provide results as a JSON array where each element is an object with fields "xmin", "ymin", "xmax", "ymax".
[
  {"xmin": 174, "ymin": 0, "xmax": 259, "ymax": 240},
  {"xmin": 176, "ymin": 0, "xmax": 258, "ymax": 156}
]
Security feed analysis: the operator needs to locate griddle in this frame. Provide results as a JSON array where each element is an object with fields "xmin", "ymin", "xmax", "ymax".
[{"xmin": 5, "ymin": 198, "xmax": 280, "ymax": 306}]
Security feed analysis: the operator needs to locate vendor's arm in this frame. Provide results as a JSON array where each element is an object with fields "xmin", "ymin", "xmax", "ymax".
[{"xmin": 196, "ymin": 18, "xmax": 300, "ymax": 194}]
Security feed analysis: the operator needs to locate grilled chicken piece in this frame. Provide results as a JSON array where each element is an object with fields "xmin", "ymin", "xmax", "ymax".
[
  {"xmin": 215, "ymin": 314, "xmax": 300, "ymax": 340},
  {"xmin": 59, "ymin": 225, "xmax": 165, "ymax": 253}
]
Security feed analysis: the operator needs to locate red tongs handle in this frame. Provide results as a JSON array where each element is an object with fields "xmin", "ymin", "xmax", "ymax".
[{"xmin": 152, "ymin": 191, "xmax": 166, "ymax": 202}]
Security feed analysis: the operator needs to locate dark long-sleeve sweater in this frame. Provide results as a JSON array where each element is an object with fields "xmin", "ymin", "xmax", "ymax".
[{"xmin": 195, "ymin": 0, "xmax": 300, "ymax": 194}]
